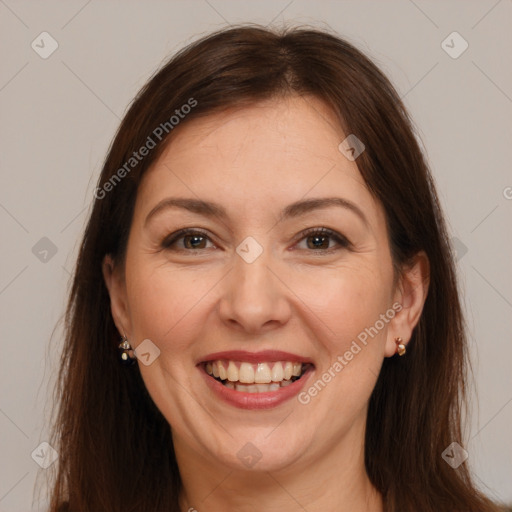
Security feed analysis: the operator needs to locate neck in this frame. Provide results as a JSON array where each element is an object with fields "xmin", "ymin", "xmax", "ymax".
[{"xmin": 174, "ymin": 414, "xmax": 383, "ymax": 512}]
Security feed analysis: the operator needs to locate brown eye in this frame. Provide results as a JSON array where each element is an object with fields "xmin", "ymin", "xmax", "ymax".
[
  {"xmin": 296, "ymin": 227, "xmax": 350, "ymax": 252},
  {"xmin": 162, "ymin": 229, "xmax": 213, "ymax": 251},
  {"xmin": 182, "ymin": 234, "xmax": 208, "ymax": 249},
  {"xmin": 161, "ymin": 227, "xmax": 350, "ymax": 254}
]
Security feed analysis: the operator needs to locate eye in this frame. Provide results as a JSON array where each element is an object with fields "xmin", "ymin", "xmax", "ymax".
[
  {"xmin": 161, "ymin": 227, "xmax": 350, "ymax": 253},
  {"xmin": 161, "ymin": 228, "xmax": 214, "ymax": 251},
  {"xmin": 294, "ymin": 227, "xmax": 350, "ymax": 253}
]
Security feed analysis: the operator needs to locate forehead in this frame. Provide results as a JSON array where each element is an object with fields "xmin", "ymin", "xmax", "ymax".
[{"xmin": 135, "ymin": 95, "xmax": 383, "ymax": 226}]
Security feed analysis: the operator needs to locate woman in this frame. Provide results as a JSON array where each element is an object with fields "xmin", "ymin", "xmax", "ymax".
[{"xmin": 45, "ymin": 24, "xmax": 505, "ymax": 511}]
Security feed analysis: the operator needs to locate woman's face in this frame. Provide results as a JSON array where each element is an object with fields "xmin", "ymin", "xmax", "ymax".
[{"xmin": 105, "ymin": 95, "xmax": 420, "ymax": 473}]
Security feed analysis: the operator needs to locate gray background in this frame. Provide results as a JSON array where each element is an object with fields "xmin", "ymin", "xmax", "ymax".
[{"xmin": 0, "ymin": 1, "xmax": 511, "ymax": 510}]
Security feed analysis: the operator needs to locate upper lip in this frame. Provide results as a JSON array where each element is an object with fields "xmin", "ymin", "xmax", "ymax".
[{"xmin": 197, "ymin": 350, "xmax": 314, "ymax": 365}]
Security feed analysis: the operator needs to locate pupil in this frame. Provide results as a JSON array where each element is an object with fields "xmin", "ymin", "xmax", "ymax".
[
  {"xmin": 309, "ymin": 235, "xmax": 327, "ymax": 249},
  {"xmin": 186, "ymin": 235, "xmax": 204, "ymax": 249},
  {"xmin": 184, "ymin": 234, "xmax": 329, "ymax": 250}
]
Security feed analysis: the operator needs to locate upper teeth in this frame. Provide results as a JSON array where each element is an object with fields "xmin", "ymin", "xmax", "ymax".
[{"xmin": 205, "ymin": 360, "xmax": 303, "ymax": 384}]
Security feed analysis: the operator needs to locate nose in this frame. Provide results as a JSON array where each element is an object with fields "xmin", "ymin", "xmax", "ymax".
[{"xmin": 218, "ymin": 248, "xmax": 292, "ymax": 334}]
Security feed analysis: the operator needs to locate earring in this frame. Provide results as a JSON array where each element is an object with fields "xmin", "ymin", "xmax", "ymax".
[
  {"xmin": 118, "ymin": 335, "xmax": 136, "ymax": 366},
  {"xmin": 395, "ymin": 337, "xmax": 406, "ymax": 356}
]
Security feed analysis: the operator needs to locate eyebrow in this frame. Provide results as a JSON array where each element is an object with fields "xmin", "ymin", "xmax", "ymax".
[{"xmin": 144, "ymin": 196, "xmax": 369, "ymax": 228}]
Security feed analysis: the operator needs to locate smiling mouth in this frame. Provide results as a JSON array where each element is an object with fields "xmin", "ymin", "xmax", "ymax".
[{"xmin": 202, "ymin": 360, "xmax": 312, "ymax": 393}]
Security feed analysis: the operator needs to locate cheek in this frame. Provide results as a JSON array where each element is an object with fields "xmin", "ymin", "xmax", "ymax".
[
  {"xmin": 125, "ymin": 257, "xmax": 220, "ymax": 351},
  {"xmin": 293, "ymin": 257, "xmax": 393, "ymax": 346},
  {"xmin": 298, "ymin": 271, "xmax": 392, "ymax": 414},
  {"xmin": 296, "ymin": 263, "xmax": 393, "ymax": 415}
]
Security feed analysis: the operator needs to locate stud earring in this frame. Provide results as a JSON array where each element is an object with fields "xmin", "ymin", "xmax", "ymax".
[
  {"xmin": 395, "ymin": 337, "xmax": 406, "ymax": 356},
  {"xmin": 118, "ymin": 335, "xmax": 136, "ymax": 366}
]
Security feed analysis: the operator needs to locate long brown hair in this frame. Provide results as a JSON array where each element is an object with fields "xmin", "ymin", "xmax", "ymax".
[{"xmin": 41, "ymin": 24, "xmax": 505, "ymax": 511}]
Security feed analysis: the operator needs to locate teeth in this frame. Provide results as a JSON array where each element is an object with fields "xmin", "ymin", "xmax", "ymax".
[
  {"xmin": 227, "ymin": 361, "xmax": 238, "ymax": 382},
  {"xmin": 284, "ymin": 362, "xmax": 293, "ymax": 380},
  {"xmin": 254, "ymin": 363, "xmax": 272, "ymax": 383},
  {"xmin": 232, "ymin": 381, "xmax": 290, "ymax": 393},
  {"xmin": 218, "ymin": 361, "xmax": 227, "ymax": 380},
  {"xmin": 236, "ymin": 383, "xmax": 258, "ymax": 393},
  {"xmin": 239, "ymin": 362, "xmax": 255, "ymax": 383},
  {"xmin": 204, "ymin": 360, "xmax": 306, "ymax": 389},
  {"xmin": 271, "ymin": 362, "xmax": 284, "ymax": 382}
]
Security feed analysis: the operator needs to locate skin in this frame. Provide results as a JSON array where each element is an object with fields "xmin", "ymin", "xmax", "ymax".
[{"xmin": 103, "ymin": 94, "xmax": 429, "ymax": 512}]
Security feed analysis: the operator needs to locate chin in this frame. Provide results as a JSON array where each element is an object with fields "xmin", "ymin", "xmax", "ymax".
[{"xmin": 210, "ymin": 426, "xmax": 312, "ymax": 473}]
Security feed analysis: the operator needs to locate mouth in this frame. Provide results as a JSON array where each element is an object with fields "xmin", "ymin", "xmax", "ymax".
[{"xmin": 201, "ymin": 359, "xmax": 313, "ymax": 393}]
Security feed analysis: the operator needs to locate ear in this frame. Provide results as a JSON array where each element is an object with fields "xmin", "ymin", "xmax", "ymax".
[
  {"xmin": 384, "ymin": 251, "xmax": 430, "ymax": 358},
  {"xmin": 102, "ymin": 254, "xmax": 132, "ymax": 339}
]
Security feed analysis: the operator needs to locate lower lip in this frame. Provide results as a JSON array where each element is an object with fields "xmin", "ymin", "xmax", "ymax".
[{"xmin": 200, "ymin": 365, "xmax": 314, "ymax": 410}]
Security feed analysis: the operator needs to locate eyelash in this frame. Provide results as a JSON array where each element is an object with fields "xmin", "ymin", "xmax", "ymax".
[{"xmin": 161, "ymin": 227, "xmax": 350, "ymax": 254}]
